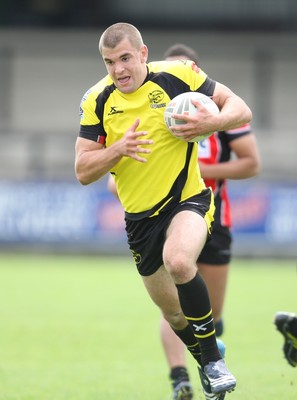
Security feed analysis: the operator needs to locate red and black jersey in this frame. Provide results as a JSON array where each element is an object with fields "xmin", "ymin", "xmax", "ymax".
[{"xmin": 198, "ymin": 123, "xmax": 252, "ymax": 228}]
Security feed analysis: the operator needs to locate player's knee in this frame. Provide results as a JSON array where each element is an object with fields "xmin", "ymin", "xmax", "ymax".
[
  {"xmin": 164, "ymin": 252, "xmax": 184, "ymax": 272},
  {"xmin": 164, "ymin": 253, "xmax": 194, "ymax": 282}
]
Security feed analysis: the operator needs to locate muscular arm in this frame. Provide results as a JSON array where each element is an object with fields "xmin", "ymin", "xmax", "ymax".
[
  {"xmin": 211, "ymin": 82, "xmax": 253, "ymax": 132},
  {"xmin": 199, "ymin": 134, "xmax": 260, "ymax": 180},
  {"xmin": 75, "ymin": 137, "xmax": 122, "ymax": 185}
]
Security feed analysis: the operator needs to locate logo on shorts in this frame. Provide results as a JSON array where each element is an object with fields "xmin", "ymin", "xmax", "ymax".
[{"xmin": 131, "ymin": 250, "xmax": 142, "ymax": 265}]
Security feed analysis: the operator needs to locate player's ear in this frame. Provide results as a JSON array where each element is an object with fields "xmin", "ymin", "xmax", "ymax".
[{"xmin": 140, "ymin": 45, "xmax": 148, "ymax": 63}]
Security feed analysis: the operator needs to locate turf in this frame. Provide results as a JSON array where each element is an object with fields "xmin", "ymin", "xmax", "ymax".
[{"xmin": 0, "ymin": 253, "xmax": 296, "ymax": 399}]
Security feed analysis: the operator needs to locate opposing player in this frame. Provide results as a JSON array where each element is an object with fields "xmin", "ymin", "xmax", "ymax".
[
  {"xmin": 76, "ymin": 23, "xmax": 252, "ymax": 398},
  {"xmin": 161, "ymin": 43, "xmax": 260, "ymax": 400}
]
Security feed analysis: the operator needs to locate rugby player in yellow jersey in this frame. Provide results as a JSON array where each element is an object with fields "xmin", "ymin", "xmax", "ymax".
[{"xmin": 75, "ymin": 22, "xmax": 252, "ymax": 398}]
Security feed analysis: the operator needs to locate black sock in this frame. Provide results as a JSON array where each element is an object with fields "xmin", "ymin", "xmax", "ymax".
[
  {"xmin": 290, "ymin": 316, "xmax": 297, "ymax": 336},
  {"xmin": 176, "ymin": 273, "xmax": 221, "ymax": 366},
  {"xmin": 173, "ymin": 324, "xmax": 202, "ymax": 365},
  {"xmin": 170, "ymin": 366, "xmax": 190, "ymax": 384}
]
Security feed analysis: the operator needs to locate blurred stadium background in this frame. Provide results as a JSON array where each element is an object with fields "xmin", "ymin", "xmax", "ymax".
[{"xmin": 0, "ymin": 0, "xmax": 296, "ymax": 258}]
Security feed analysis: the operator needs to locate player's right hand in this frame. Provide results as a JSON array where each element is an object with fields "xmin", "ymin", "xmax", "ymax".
[{"xmin": 120, "ymin": 118, "xmax": 153, "ymax": 163}]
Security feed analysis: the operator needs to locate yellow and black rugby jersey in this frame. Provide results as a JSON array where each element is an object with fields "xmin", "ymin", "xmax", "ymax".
[{"xmin": 79, "ymin": 60, "xmax": 216, "ymax": 217}]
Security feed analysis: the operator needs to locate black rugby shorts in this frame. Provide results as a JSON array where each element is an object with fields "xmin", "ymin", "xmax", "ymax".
[
  {"xmin": 198, "ymin": 224, "xmax": 232, "ymax": 265},
  {"xmin": 125, "ymin": 189, "xmax": 213, "ymax": 276}
]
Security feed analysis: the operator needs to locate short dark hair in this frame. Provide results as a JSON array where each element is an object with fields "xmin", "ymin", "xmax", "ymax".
[
  {"xmin": 163, "ymin": 43, "xmax": 199, "ymax": 65},
  {"xmin": 99, "ymin": 22, "xmax": 143, "ymax": 54}
]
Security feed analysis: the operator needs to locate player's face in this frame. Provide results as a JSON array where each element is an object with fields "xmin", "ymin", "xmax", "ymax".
[{"xmin": 102, "ymin": 38, "xmax": 148, "ymax": 94}]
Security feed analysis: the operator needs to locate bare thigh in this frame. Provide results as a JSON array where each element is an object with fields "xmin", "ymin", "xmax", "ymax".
[{"xmin": 163, "ymin": 210, "xmax": 208, "ymax": 283}]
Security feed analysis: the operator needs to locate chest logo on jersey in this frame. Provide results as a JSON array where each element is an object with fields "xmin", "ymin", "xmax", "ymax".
[
  {"xmin": 148, "ymin": 90, "xmax": 166, "ymax": 109},
  {"xmin": 108, "ymin": 106, "xmax": 124, "ymax": 115}
]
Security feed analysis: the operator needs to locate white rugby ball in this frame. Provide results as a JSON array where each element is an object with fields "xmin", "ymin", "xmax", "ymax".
[{"xmin": 164, "ymin": 92, "xmax": 220, "ymax": 142}]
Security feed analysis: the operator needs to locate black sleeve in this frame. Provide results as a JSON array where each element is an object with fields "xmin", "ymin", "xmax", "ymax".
[
  {"xmin": 197, "ymin": 77, "xmax": 216, "ymax": 97},
  {"xmin": 79, "ymin": 124, "xmax": 106, "ymax": 144}
]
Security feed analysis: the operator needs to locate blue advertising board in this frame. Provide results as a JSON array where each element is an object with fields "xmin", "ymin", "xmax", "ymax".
[
  {"xmin": 0, "ymin": 179, "xmax": 296, "ymax": 257},
  {"xmin": 229, "ymin": 180, "xmax": 297, "ymax": 244},
  {"xmin": 0, "ymin": 180, "xmax": 125, "ymax": 248}
]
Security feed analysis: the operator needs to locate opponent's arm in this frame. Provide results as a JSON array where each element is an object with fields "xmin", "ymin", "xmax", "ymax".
[
  {"xmin": 200, "ymin": 134, "xmax": 260, "ymax": 180},
  {"xmin": 107, "ymin": 174, "xmax": 119, "ymax": 198}
]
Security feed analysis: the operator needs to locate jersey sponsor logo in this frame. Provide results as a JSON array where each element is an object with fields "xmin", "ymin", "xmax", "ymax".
[
  {"xmin": 148, "ymin": 90, "xmax": 164, "ymax": 103},
  {"xmin": 148, "ymin": 90, "xmax": 166, "ymax": 109},
  {"xmin": 108, "ymin": 106, "xmax": 124, "ymax": 115}
]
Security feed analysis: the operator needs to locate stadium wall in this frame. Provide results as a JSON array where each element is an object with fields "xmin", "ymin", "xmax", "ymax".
[{"xmin": 0, "ymin": 29, "xmax": 296, "ymax": 181}]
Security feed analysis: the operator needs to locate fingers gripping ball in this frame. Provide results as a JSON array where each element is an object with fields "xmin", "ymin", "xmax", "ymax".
[{"xmin": 164, "ymin": 92, "xmax": 220, "ymax": 142}]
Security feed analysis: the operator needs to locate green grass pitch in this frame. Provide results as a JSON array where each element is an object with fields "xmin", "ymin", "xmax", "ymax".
[{"xmin": 0, "ymin": 253, "xmax": 296, "ymax": 399}]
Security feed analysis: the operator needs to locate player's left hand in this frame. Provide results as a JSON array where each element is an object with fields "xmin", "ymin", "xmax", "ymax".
[{"xmin": 171, "ymin": 99, "xmax": 220, "ymax": 142}]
